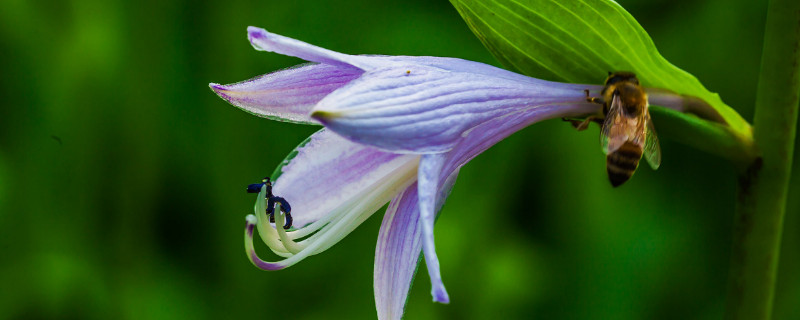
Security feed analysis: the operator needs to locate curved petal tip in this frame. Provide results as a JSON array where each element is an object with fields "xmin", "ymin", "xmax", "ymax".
[
  {"xmin": 432, "ymin": 286, "xmax": 450, "ymax": 304},
  {"xmin": 245, "ymin": 26, "xmax": 375, "ymax": 70},
  {"xmin": 247, "ymin": 26, "xmax": 268, "ymax": 49},
  {"xmin": 209, "ymin": 83, "xmax": 231, "ymax": 102}
]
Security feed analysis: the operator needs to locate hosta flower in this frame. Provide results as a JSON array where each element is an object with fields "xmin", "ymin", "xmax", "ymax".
[{"xmin": 209, "ymin": 26, "xmax": 678, "ymax": 318}]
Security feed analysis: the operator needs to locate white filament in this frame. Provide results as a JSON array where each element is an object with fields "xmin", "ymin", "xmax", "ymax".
[{"xmin": 247, "ymin": 156, "xmax": 419, "ymax": 269}]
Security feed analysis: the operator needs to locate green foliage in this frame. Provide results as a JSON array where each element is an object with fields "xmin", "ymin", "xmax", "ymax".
[
  {"xmin": 449, "ymin": 0, "xmax": 752, "ymax": 137},
  {"xmin": 727, "ymin": 0, "xmax": 800, "ymax": 318},
  {"xmin": 0, "ymin": 0, "xmax": 796, "ymax": 319}
]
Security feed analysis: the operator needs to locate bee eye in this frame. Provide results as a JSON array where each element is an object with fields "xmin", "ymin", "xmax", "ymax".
[{"xmin": 605, "ymin": 76, "xmax": 623, "ymax": 86}]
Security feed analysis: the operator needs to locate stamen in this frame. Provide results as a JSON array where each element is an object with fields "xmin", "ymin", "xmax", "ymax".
[
  {"xmin": 247, "ymin": 176, "xmax": 272, "ymax": 193},
  {"xmin": 253, "ymin": 185, "xmax": 292, "ymax": 256},
  {"xmin": 244, "ymin": 214, "xmax": 283, "ymax": 271},
  {"xmin": 242, "ymin": 157, "xmax": 418, "ymax": 270},
  {"xmin": 247, "ymin": 183, "xmax": 264, "ymax": 193},
  {"xmin": 245, "ymin": 178, "xmax": 294, "ymax": 255},
  {"xmin": 274, "ymin": 203, "xmax": 305, "ymax": 254},
  {"xmin": 250, "ymin": 177, "xmax": 292, "ymax": 229},
  {"xmin": 243, "ymin": 203, "xmax": 361, "ymax": 270},
  {"xmin": 272, "ymin": 196, "xmax": 293, "ymax": 229},
  {"xmin": 243, "ymin": 178, "xmax": 405, "ymax": 270},
  {"xmin": 284, "ymin": 214, "xmax": 333, "ymax": 239}
]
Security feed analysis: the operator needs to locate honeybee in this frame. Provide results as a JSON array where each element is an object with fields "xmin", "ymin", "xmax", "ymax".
[{"xmin": 569, "ymin": 72, "xmax": 661, "ymax": 187}]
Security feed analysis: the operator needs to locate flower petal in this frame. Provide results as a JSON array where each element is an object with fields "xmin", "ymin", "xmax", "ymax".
[
  {"xmin": 244, "ymin": 129, "xmax": 420, "ymax": 271},
  {"xmin": 383, "ymin": 56, "xmax": 561, "ymax": 85},
  {"xmin": 247, "ymin": 26, "xmax": 566, "ymax": 82},
  {"xmin": 374, "ymin": 170, "xmax": 460, "ymax": 319},
  {"xmin": 210, "ymin": 63, "xmax": 363, "ymax": 124},
  {"xmin": 401, "ymin": 100, "xmax": 600, "ymax": 306},
  {"xmin": 272, "ymin": 128, "xmax": 418, "ymax": 228},
  {"xmin": 444, "ymin": 103, "xmax": 601, "ymax": 171},
  {"xmin": 417, "ymin": 153, "xmax": 450, "ymax": 303},
  {"xmin": 647, "ymin": 88, "xmax": 728, "ymax": 124},
  {"xmin": 374, "ymin": 185, "xmax": 421, "ymax": 320},
  {"xmin": 245, "ymin": 215, "xmax": 283, "ymax": 270},
  {"xmin": 312, "ymin": 62, "xmax": 599, "ymax": 153},
  {"xmin": 247, "ymin": 26, "xmax": 379, "ymax": 71}
]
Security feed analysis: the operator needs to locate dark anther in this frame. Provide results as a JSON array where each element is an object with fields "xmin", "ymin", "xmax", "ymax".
[
  {"xmin": 266, "ymin": 196, "xmax": 293, "ymax": 229},
  {"xmin": 246, "ymin": 177, "xmax": 272, "ymax": 193},
  {"xmin": 273, "ymin": 197, "xmax": 291, "ymax": 214},
  {"xmin": 246, "ymin": 183, "xmax": 263, "ymax": 193},
  {"xmin": 274, "ymin": 197, "xmax": 292, "ymax": 229},
  {"xmin": 283, "ymin": 211, "xmax": 293, "ymax": 230},
  {"xmin": 247, "ymin": 176, "xmax": 293, "ymax": 229}
]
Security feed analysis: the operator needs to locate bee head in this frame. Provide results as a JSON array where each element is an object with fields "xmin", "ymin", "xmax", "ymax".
[{"xmin": 604, "ymin": 71, "xmax": 639, "ymax": 86}]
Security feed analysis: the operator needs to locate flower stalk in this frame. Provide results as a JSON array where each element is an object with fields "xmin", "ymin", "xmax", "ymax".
[{"xmin": 726, "ymin": 0, "xmax": 800, "ymax": 318}]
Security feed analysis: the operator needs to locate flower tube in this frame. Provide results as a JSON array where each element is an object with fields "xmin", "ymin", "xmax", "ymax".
[{"xmin": 210, "ymin": 26, "xmax": 687, "ymax": 319}]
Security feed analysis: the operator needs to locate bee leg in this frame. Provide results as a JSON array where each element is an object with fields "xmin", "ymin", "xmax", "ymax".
[
  {"xmin": 574, "ymin": 116, "xmax": 598, "ymax": 131},
  {"xmin": 562, "ymin": 117, "xmax": 583, "ymax": 129},
  {"xmin": 563, "ymin": 116, "xmax": 599, "ymax": 131},
  {"xmin": 584, "ymin": 89, "xmax": 604, "ymax": 105}
]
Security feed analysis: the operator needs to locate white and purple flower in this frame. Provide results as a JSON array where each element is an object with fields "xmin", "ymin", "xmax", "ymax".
[{"xmin": 209, "ymin": 26, "xmax": 685, "ymax": 319}]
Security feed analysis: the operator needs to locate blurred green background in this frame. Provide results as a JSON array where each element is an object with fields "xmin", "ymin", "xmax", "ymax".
[{"xmin": 1, "ymin": 0, "xmax": 797, "ymax": 319}]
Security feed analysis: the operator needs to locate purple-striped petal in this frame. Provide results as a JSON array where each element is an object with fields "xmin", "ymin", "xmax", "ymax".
[
  {"xmin": 312, "ymin": 63, "xmax": 601, "ymax": 153},
  {"xmin": 273, "ymin": 128, "xmax": 417, "ymax": 228},
  {"xmin": 242, "ymin": 129, "xmax": 421, "ymax": 271},
  {"xmin": 209, "ymin": 63, "xmax": 362, "ymax": 124},
  {"xmin": 247, "ymin": 26, "xmax": 379, "ymax": 70},
  {"xmin": 444, "ymin": 103, "xmax": 601, "ymax": 170},
  {"xmin": 374, "ymin": 185, "xmax": 421, "ymax": 320},
  {"xmin": 374, "ymin": 170, "xmax": 460, "ymax": 319},
  {"xmin": 406, "ymin": 102, "xmax": 601, "ymax": 303},
  {"xmin": 416, "ymin": 153, "xmax": 450, "ymax": 302}
]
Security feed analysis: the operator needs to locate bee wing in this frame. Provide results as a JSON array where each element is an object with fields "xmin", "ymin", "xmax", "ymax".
[
  {"xmin": 643, "ymin": 111, "xmax": 662, "ymax": 170},
  {"xmin": 600, "ymin": 94, "xmax": 634, "ymax": 154}
]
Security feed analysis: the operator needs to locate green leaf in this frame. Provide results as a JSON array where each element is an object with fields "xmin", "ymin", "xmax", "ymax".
[{"xmin": 450, "ymin": 0, "xmax": 752, "ymax": 139}]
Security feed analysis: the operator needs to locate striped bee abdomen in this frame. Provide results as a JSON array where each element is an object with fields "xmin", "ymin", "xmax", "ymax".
[{"xmin": 606, "ymin": 141, "xmax": 643, "ymax": 187}]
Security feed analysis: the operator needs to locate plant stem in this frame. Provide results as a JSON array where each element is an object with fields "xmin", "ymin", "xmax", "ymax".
[
  {"xmin": 649, "ymin": 107, "xmax": 755, "ymax": 165},
  {"xmin": 725, "ymin": 0, "xmax": 800, "ymax": 319}
]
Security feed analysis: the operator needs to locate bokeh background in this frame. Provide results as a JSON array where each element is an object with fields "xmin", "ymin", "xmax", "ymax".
[{"xmin": 1, "ymin": 0, "xmax": 798, "ymax": 319}]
